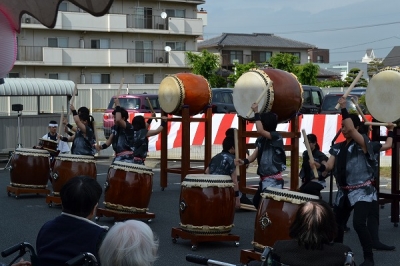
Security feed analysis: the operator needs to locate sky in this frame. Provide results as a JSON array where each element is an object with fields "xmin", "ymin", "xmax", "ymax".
[{"xmin": 200, "ymin": 0, "xmax": 400, "ymax": 64}]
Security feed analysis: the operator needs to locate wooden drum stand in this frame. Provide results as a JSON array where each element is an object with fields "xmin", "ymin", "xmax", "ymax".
[
  {"xmin": 238, "ymin": 115, "xmax": 301, "ymax": 265},
  {"xmin": 372, "ymin": 126, "xmax": 400, "ymax": 227},
  {"xmin": 160, "ymin": 106, "xmax": 212, "ymax": 190}
]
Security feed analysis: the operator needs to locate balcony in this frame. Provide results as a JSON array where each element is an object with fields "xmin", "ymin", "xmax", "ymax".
[
  {"xmin": 21, "ymin": 12, "xmax": 203, "ymax": 35},
  {"xmin": 15, "ymin": 46, "xmax": 187, "ymax": 67}
]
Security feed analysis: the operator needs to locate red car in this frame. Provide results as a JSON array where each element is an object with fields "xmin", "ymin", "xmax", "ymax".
[{"xmin": 102, "ymin": 93, "xmax": 160, "ymax": 139}]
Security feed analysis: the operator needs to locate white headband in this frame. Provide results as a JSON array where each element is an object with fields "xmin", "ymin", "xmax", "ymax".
[{"xmin": 49, "ymin": 123, "xmax": 58, "ymax": 127}]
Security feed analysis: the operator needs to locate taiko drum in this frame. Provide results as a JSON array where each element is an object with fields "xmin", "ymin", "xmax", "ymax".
[
  {"xmin": 51, "ymin": 154, "xmax": 97, "ymax": 195},
  {"xmin": 233, "ymin": 68, "xmax": 303, "ymax": 122},
  {"xmin": 179, "ymin": 174, "xmax": 235, "ymax": 235},
  {"xmin": 9, "ymin": 148, "xmax": 50, "ymax": 188},
  {"xmin": 103, "ymin": 161, "xmax": 153, "ymax": 213},
  {"xmin": 252, "ymin": 187, "xmax": 319, "ymax": 251},
  {"xmin": 158, "ymin": 73, "xmax": 212, "ymax": 116}
]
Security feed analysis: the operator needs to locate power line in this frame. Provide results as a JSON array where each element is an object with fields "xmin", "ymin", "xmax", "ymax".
[{"xmin": 330, "ymin": 36, "xmax": 400, "ymax": 50}]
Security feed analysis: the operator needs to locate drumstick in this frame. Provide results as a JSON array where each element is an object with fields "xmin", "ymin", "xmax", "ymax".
[
  {"xmin": 146, "ymin": 97, "xmax": 159, "ymax": 121},
  {"xmin": 234, "ymin": 129, "xmax": 240, "ymax": 176},
  {"xmin": 246, "ymin": 81, "xmax": 273, "ymax": 118},
  {"xmin": 350, "ymin": 97, "xmax": 369, "ymax": 122},
  {"xmin": 113, "ymin": 78, "xmax": 125, "ymax": 108},
  {"xmin": 364, "ymin": 122, "xmax": 395, "ymax": 127},
  {"xmin": 301, "ymin": 129, "xmax": 319, "ymax": 178},
  {"xmin": 335, "ymin": 70, "xmax": 364, "ymax": 110},
  {"xmin": 70, "ymin": 84, "xmax": 77, "ymax": 106},
  {"xmin": 58, "ymin": 106, "xmax": 64, "ymax": 141}
]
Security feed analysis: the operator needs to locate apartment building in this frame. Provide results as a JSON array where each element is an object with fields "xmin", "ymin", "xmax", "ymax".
[{"xmin": 8, "ymin": 0, "xmax": 206, "ymax": 91}]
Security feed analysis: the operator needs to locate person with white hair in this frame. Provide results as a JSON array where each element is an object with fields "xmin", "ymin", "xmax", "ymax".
[{"xmin": 99, "ymin": 220, "xmax": 158, "ymax": 266}]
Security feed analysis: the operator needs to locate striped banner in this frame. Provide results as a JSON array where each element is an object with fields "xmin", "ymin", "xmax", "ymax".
[{"xmin": 143, "ymin": 114, "xmax": 391, "ymax": 156}]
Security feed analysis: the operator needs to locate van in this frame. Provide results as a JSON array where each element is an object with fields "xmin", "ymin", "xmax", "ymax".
[
  {"xmin": 300, "ymin": 85, "xmax": 324, "ymax": 114},
  {"xmin": 102, "ymin": 93, "xmax": 160, "ymax": 139},
  {"xmin": 320, "ymin": 93, "xmax": 362, "ymax": 114},
  {"xmin": 211, "ymin": 88, "xmax": 236, "ymax": 113}
]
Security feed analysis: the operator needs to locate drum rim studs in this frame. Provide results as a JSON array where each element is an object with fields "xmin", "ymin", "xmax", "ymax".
[
  {"xmin": 259, "ymin": 212, "xmax": 271, "ymax": 230},
  {"xmin": 179, "ymin": 200, "xmax": 187, "ymax": 212}
]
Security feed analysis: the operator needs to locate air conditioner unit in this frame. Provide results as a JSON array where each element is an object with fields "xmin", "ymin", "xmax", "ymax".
[{"xmin": 25, "ymin": 18, "xmax": 31, "ymax": 24}]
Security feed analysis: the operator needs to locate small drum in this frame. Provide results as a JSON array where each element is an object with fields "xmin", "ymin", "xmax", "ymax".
[
  {"xmin": 158, "ymin": 73, "xmax": 212, "ymax": 116},
  {"xmin": 179, "ymin": 174, "xmax": 235, "ymax": 235},
  {"xmin": 366, "ymin": 67, "xmax": 400, "ymax": 122},
  {"xmin": 9, "ymin": 148, "xmax": 50, "ymax": 188},
  {"xmin": 252, "ymin": 187, "xmax": 319, "ymax": 251},
  {"xmin": 104, "ymin": 161, "xmax": 154, "ymax": 213},
  {"xmin": 233, "ymin": 68, "xmax": 303, "ymax": 122},
  {"xmin": 51, "ymin": 154, "xmax": 97, "ymax": 195},
  {"xmin": 38, "ymin": 138, "xmax": 58, "ymax": 153}
]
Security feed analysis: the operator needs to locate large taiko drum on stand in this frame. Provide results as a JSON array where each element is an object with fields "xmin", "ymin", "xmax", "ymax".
[
  {"xmin": 158, "ymin": 73, "xmax": 212, "ymax": 116},
  {"xmin": 51, "ymin": 154, "xmax": 97, "ymax": 195},
  {"xmin": 252, "ymin": 187, "xmax": 319, "ymax": 251},
  {"xmin": 179, "ymin": 174, "xmax": 235, "ymax": 235},
  {"xmin": 233, "ymin": 68, "xmax": 303, "ymax": 122},
  {"xmin": 104, "ymin": 161, "xmax": 154, "ymax": 213},
  {"xmin": 9, "ymin": 148, "xmax": 50, "ymax": 188},
  {"xmin": 366, "ymin": 67, "xmax": 400, "ymax": 123}
]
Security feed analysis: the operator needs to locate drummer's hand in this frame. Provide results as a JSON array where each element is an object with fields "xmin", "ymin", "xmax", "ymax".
[
  {"xmin": 94, "ymin": 144, "xmax": 101, "ymax": 152},
  {"xmin": 235, "ymin": 197, "xmax": 241, "ymax": 209},
  {"xmin": 114, "ymin": 97, "xmax": 120, "ymax": 106},
  {"xmin": 70, "ymin": 103, "xmax": 76, "ymax": 111},
  {"xmin": 62, "ymin": 118, "xmax": 68, "ymax": 125},
  {"xmin": 251, "ymin": 103, "xmax": 259, "ymax": 112},
  {"xmin": 234, "ymin": 159, "xmax": 243, "ymax": 166},
  {"xmin": 12, "ymin": 259, "xmax": 31, "ymax": 266},
  {"xmin": 386, "ymin": 122, "xmax": 395, "ymax": 131},
  {"xmin": 338, "ymin": 97, "xmax": 347, "ymax": 109}
]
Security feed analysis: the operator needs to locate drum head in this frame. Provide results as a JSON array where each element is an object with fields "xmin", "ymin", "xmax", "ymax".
[
  {"xmin": 158, "ymin": 75, "xmax": 183, "ymax": 114},
  {"xmin": 366, "ymin": 69, "xmax": 400, "ymax": 122},
  {"xmin": 233, "ymin": 70, "xmax": 273, "ymax": 119}
]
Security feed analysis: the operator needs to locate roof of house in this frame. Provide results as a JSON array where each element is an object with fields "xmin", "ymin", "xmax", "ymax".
[
  {"xmin": 0, "ymin": 78, "xmax": 76, "ymax": 96},
  {"xmin": 318, "ymin": 68, "xmax": 341, "ymax": 77},
  {"xmin": 382, "ymin": 46, "xmax": 400, "ymax": 67},
  {"xmin": 198, "ymin": 33, "xmax": 316, "ymax": 49}
]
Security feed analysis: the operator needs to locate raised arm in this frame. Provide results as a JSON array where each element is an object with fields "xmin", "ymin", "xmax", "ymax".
[
  {"xmin": 381, "ymin": 123, "xmax": 395, "ymax": 151},
  {"xmin": 252, "ymin": 103, "xmax": 272, "ymax": 139}
]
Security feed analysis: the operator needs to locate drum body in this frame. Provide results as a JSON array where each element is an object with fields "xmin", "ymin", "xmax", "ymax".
[
  {"xmin": 233, "ymin": 68, "xmax": 303, "ymax": 122},
  {"xmin": 10, "ymin": 148, "xmax": 50, "ymax": 188},
  {"xmin": 253, "ymin": 187, "xmax": 319, "ymax": 250},
  {"xmin": 158, "ymin": 73, "xmax": 212, "ymax": 116},
  {"xmin": 39, "ymin": 138, "xmax": 58, "ymax": 153},
  {"xmin": 179, "ymin": 174, "xmax": 235, "ymax": 235},
  {"xmin": 51, "ymin": 154, "xmax": 97, "ymax": 195},
  {"xmin": 366, "ymin": 67, "xmax": 400, "ymax": 122},
  {"xmin": 104, "ymin": 161, "xmax": 153, "ymax": 213}
]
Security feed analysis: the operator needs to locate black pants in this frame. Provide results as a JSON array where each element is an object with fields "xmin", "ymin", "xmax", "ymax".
[
  {"xmin": 299, "ymin": 181, "xmax": 323, "ymax": 198},
  {"xmin": 334, "ymin": 198, "xmax": 379, "ymax": 259}
]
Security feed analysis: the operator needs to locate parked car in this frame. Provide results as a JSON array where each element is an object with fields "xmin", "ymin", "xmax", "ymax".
[
  {"xmin": 349, "ymin": 87, "xmax": 367, "ymax": 96},
  {"xmin": 320, "ymin": 93, "xmax": 363, "ymax": 114},
  {"xmin": 211, "ymin": 88, "xmax": 236, "ymax": 113},
  {"xmin": 300, "ymin": 85, "xmax": 324, "ymax": 114},
  {"xmin": 102, "ymin": 93, "xmax": 160, "ymax": 139}
]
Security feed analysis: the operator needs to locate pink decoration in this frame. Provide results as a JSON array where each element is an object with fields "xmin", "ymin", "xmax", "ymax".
[{"xmin": 0, "ymin": 10, "xmax": 16, "ymax": 78}]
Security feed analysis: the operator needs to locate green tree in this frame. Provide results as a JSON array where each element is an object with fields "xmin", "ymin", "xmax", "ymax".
[
  {"xmin": 297, "ymin": 63, "xmax": 319, "ymax": 85},
  {"xmin": 317, "ymin": 79, "xmax": 345, "ymax": 88},
  {"xmin": 344, "ymin": 68, "xmax": 368, "ymax": 87},
  {"xmin": 269, "ymin": 53, "xmax": 298, "ymax": 73},
  {"xmin": 227, "ymin": 61, "xmax": 258, "ymax": 85},
  {"xmin": 367, "ymin": 58, "xmax": 384, "ymax": 78},
  {"xmin": 185, "ymin": 50, "xmax": 220, "ymax": 86}
]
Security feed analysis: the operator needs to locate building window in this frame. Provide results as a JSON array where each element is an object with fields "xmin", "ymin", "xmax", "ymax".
[
  {"xmin": 59, "ymin": 1, "xmax": 68, "ymax": 11},
  {"xmin": 281, "ymin": 52, "xmax": 301, "ymax": 63},
  {"xmin": 165, "ymin": 9, "xmax": 185, "ymax": 18},
  {"xmin": 7, "ymin": 73, "xmax": 20, "ymax": 78},
  {"xmin": 135, "ymin": 41, "xmax": 153, "ymax": 63},
  {"xmin": 165, "ymin": 42, "xmax": 185, "ymax": 51},
  {"xmin": 48, "ymin": 37, "xmax": 68, "ymax": 48},
  {"xmin": 252, "ymin": 51, "xmax": 272, "ymax": 63},
  {"xmin": 49, "ymin": 73, "xmax": 69, "ymax": 80},
  {"xmin": 317, "ymin": 55, "xmax": 323, "ymax": 63},
  {"xmin": 92, "ymin": 73, "xmax": 110, "ymax": 84},
  {"xmin": 135, "ymin": 74, "xmax": 154, "ymax": 84},
  {"xmin": 230, "ymin": 51, "xmax": 243, "ymax": 64},
  {"xmin": 91, "ymin": 39, "xmax": 110, "ymax": 49}
]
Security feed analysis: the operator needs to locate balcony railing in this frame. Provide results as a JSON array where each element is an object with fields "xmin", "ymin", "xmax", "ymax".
[
  {"xmin": 127, "ymin": 49, "xmax": 169, "ymax": 64},
  {"xmin": 17, "ymin": 46, "xmax": 43, "ymax": 61}
]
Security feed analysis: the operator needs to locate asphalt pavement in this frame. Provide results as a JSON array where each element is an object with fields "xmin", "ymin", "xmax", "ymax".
[{"xmin": 0, "ymin": 157, "xmax": 398, "ymax": 266}]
